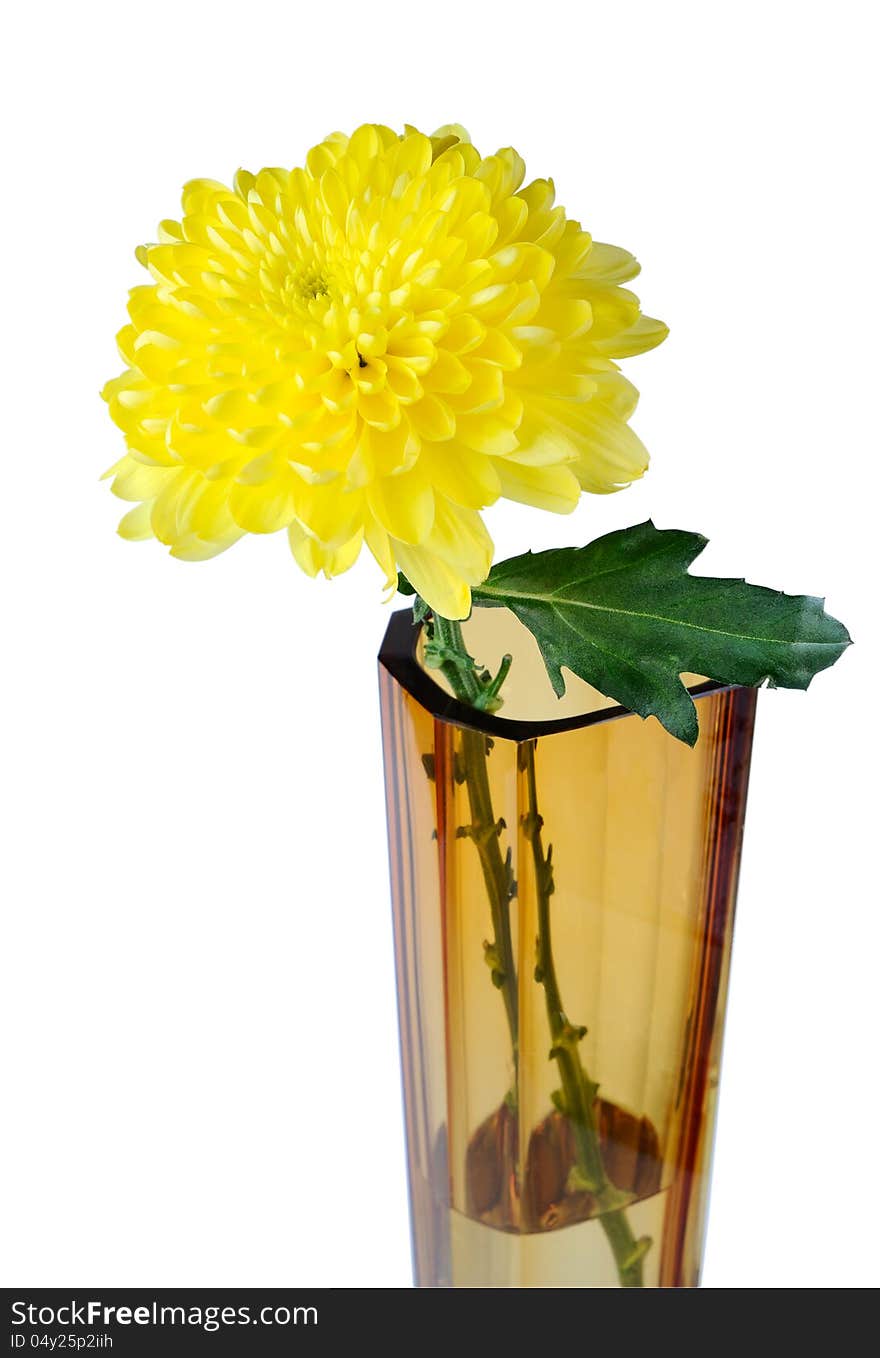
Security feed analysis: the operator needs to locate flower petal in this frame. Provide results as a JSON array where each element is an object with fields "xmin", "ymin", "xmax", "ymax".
[
  {"xmin": 289, "ymin": 522, "xmax": 364, "ymax": 578},
  {"xmin": 495, "ymin": 460, "xmax": 581, "ymax": 513},
  {"xmin": 367, "ymin": 466, "xmax": 435, "ymax": 544}
]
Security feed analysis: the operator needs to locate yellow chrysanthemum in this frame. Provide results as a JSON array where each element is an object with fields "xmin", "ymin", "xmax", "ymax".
[{"xmin": 103, "ymin": 123, "xmax": 667, "ymax": 618}]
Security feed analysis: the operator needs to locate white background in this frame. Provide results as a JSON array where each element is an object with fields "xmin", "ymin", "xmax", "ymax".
[{"xmin": 2, "ymin": 1, "xmax": 877, "ymax": 1289}]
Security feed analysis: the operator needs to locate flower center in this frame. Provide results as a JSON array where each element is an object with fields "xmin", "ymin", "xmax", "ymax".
[
  {"xmin": 298, "ymin": 266, "xmax": 329, "ymax": 300},
  {"xmin": 283, "ymin": 263, "xmax": 332, "ymax": 312}
]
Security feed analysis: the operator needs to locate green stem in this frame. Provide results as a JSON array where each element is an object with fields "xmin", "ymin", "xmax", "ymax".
[
  {"xmin": 459, "ymin": 726, "xmax": 519, "ymax": 1056},
  {"xmin": 426, "ymin": 609, "xmax": 647, "ymax": 1285},
  {"xmin": 521, "ymin": 739, "xmax": 650, "ymax": 1288},
  {"xmin": 429, "ymin": 614, "xmax": 519, "ymax": 1064}
]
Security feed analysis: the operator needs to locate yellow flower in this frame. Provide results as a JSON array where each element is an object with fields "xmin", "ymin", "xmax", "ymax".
[{"xmin": 103, "ymin": 123, "xmax": 667, "ymax": 618}]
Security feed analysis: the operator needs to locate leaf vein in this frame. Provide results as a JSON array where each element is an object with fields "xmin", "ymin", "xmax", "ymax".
[{"xmin": 475, "ymin": 584, "xmax": 842, "ymax": 650}]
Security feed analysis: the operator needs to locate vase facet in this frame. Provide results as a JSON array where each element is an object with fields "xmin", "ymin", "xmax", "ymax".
[{"xmin": 379, "ymin": 608, "xmax": 756, "ymax": 1288}]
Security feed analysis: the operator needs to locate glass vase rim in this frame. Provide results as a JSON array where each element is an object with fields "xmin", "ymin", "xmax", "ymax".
[{"xmin": 379, "ymin": 607, "xmax": 750, "ymax": 742}]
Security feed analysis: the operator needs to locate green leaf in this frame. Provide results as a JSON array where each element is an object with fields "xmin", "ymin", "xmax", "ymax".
[{"xmin": 471, "ymin": 521, "xmax": 851, "ymax": 745}]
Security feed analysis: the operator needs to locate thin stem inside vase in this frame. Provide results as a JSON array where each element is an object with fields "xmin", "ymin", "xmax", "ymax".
[
  {"xmin": 520, "ymin": 738, "xmax": 651, "ymax": 1288},
  {"xmin": 427, "ymin": 613, "xmax": 519, "ymax": 1064}
]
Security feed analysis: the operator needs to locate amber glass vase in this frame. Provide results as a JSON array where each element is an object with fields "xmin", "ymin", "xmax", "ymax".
[{"xmin": 379, "ymin": 606, "xmax": 756, "ymax": 1288}]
